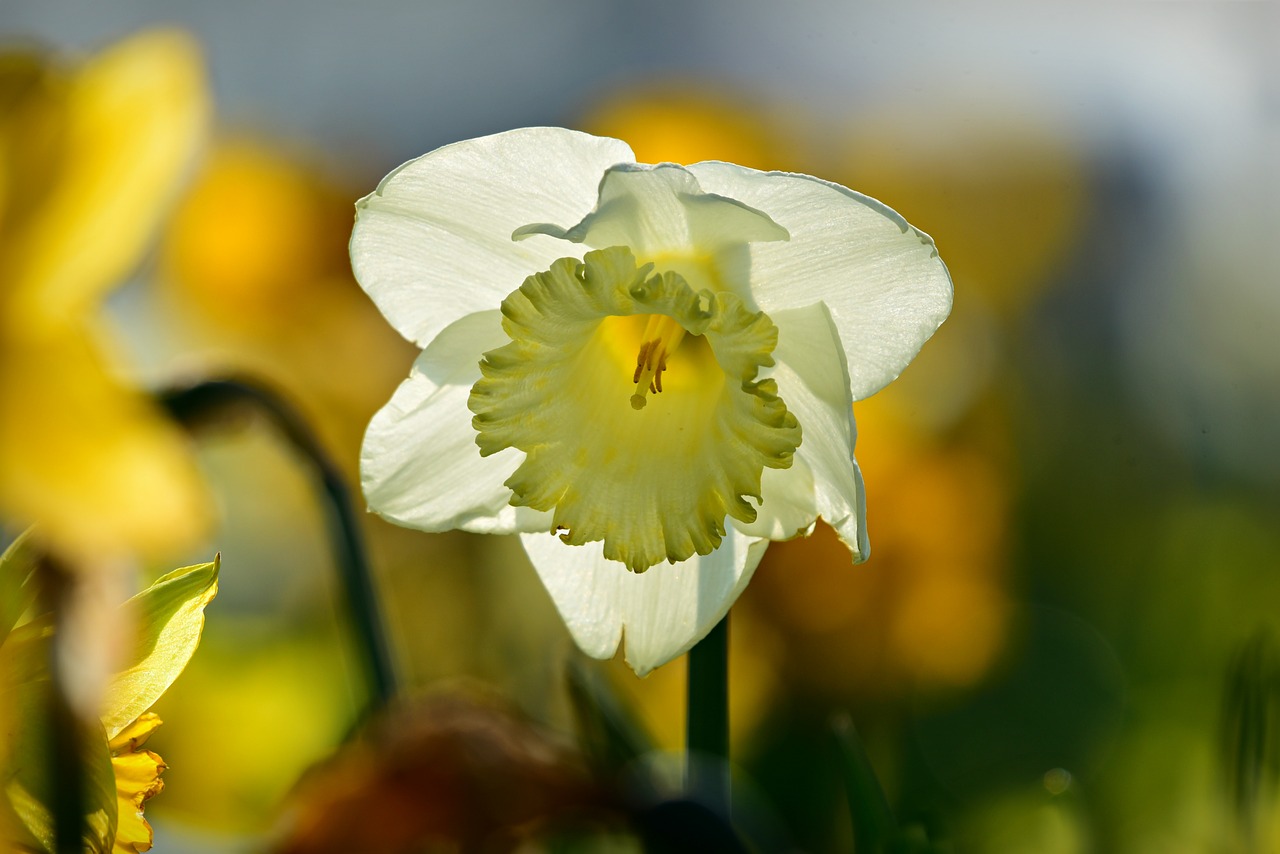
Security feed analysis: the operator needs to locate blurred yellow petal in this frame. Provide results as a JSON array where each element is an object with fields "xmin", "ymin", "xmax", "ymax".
[
  {"xmin": 840, "ymin": 104, "xmax": 1085, "ymax": 318},
  {"xmin": 580, "ymin": 82, "xmax": 786, "ymax": 171},
  {"xmin": 890, "ymin": 574, "xmax": 1007, "ymax": 689},
  {"xmin": 157, "ymin": 141, "xmax": 414, "ymax": 479},
  {"xmin": 0, "ymin": 31, "xmax": 213, "ymax": 561},
  {"xmin": 0, "ymin": 552, "xmax": 210, "ymax": 853},
  {"xmin": 0, "ymin": 49, "xmax": 70, "ymax": 238},
  {"xmin": 161, "ymin": 142, "xmax": 347, "ymax": 326},
  {"xmin": 0, "ymin": 330, "xmax": 210, "ymax": 561},
  {"xmin": 6, "ymin": 29, "xmax": 209, "ymax": 332},
  {"xmin": 108, "ymin": 711, "xmax": 162, "ymax": 753},
  {"xmin": 110, "ymin": 713, "xmax": 166, "ymax": 854},
  {"xmin": 743, "ymin": 397, "xmax": 1011, "ymax": 698}
]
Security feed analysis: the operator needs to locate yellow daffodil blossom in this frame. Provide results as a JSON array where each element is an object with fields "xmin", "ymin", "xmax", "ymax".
[
  {"xmin": 0, "ymin": 533, "xmax": 219, "ymax": 853},
  {"xmin": 353, "ymin": 128, "xmax": 951, "ymax": 674},
  {"xmin": 108, "ymin": 713, "xmax": 166, "ymax": 854},
  {"xmin": 0, "ymin": 30, "xmax": 211, "ymax": 564}
]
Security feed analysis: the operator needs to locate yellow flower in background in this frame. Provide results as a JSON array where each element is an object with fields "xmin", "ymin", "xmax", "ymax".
[
  {"xmin": 839, "ymin": 103, "xmax": 1085, "ymax": 320},
  {"xmin": 0, "ymin": 30, "xmax": 211, "ymax": 563},
  {"xmin": 742, "ymin": 396, "xmax": 1010, "ymax": 697},
  {"xmin": 161, "ymin": 142, "xmax": 350, "ymax": 328},
  {"xmin": 156, "ymin": 140, "xmax": 415, "ymax": 473},
  {"xmin": 354, "ymin": 127, "xmax": 951, "ymax": 674},
  {"xmin": 579, "ymin": 82, "xmax": 786, "ymax": 171},
  {"xmin": 0, "ymin": 533, "xmax": 219, "ymax": 853},
  {"xmin": 832, "ymin": 102, "xmax": 1088, "ymax": 431}
]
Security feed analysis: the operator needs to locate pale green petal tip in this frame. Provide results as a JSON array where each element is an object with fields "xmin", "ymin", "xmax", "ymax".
[{"xmin": 511, "ymin": 221, "xmax": 565, "ymax": 242}]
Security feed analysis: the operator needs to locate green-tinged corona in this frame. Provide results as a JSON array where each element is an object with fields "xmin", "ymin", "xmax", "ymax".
[{"xmin": 469, "ymin": 247, "xmax": 800, "ymax": 572}]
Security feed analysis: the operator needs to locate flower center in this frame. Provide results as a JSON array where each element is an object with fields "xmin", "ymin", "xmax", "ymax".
[
  {"xmin": 630, "ymin": 314, "xmax": 687, "ymax": 410},
  {"xmin": 469, "ymin": 246, "xmax": 800, "ymax": 572}
]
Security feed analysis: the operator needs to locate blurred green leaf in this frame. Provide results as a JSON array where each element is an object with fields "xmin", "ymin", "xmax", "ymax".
[
  {"xmin": 2, "ymin": 676, "xmax": 118, "ymax": 853},
  {"xmin": 0, "ymin": 616, "xmax": 53, "ymax": 685},
  {"xmin": 832, "ymin": 714, "xmax": 897, "ymax": 854},
  {"xmin": 100, "ymin": 555, "xmax": 219, "ymax": 740},
  {"xmin": 565, "ymin": 657, "xmax": 654, "ymax": 780},
  {"xmin": 0, "ymin": 529, "xmax": 39, "ymax": 646},
  {"xmin": 1221, "ymin": 630, "xmax": 1280, "ymax": 839}
]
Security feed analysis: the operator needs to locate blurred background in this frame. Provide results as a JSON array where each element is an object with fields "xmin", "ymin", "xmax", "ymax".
[{"xmin": 3, "ymin": 2, "xmax": 1279, "ymax": 851}]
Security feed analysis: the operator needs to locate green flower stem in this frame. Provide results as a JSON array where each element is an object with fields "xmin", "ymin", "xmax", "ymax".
[
  {"xmin": 49, "ymin": 652, "xmax": 84, "ymax": 854},
  {"xmin": 39, "ymin": 557, "xmax": 86, "ymax": 854},
  {"xmin": 687, "ymin": 612, "xmax": 730, "ymax": 812},
  {"xmin": 159, "ymin": 379, "xmax": 397, "ymax": 712}
]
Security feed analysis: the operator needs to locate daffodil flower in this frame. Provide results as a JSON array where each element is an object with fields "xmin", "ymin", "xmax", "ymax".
[
  {"xmin": 0, "ymin": 30, "xmax": 211, "ymax": 564},
  {"xmin": 354, "ymin": 128, "xmax": 951, "ymax": 674}
]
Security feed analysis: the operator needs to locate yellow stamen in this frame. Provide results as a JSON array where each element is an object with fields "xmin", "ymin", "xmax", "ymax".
[{"xmin": 630, "ymin": 314, "xmax": 687, "ymax": 410}]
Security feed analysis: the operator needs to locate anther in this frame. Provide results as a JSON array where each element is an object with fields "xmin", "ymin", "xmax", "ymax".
[
  {"xmin": 633, "ymin": 340, "xmax": 652, "ymax": 383},
  {"xmin": 629, "ymin": 315, "xmax": 687, "ymax": 410}
]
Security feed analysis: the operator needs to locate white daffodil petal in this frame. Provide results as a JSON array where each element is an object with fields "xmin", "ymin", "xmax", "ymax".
[
  {"xmin": 520, "ymin": 528, "xmax": 770, "ymax": 675},
  {"xmin": 361, "ymin": 310, "xmax": 550, "ymax": 535},
  {"xmin": 687, "ymin": 161, "xmax": 953, "ymax": 400},
  {"xmin": 515, "ymin": 164, "xmax": 787, "ymax": 258},
  {"xmin": 733, "ymin": 456, "xmax": 817, "ymax": 542},
  {"xmin": 735, "ymin": 303, "xmax": 869, "ymax": 560},
  {"xmin": 352, "ymin": 128, "xmax": 634, "ymax": 348}
]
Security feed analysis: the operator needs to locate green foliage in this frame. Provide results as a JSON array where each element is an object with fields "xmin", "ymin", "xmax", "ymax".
[
  {"xmin": 832, "ymin": 715, "xmax": 951, "ymax": 853},
  {"xmin": 0, "ymin": 534, "xmax": 219, "ymax": 852},
  {"xmin": 0, "ymin": 530, "xmax": 38, "ymax": 646},
  {"xmin": 832, "ymin": 715, "xmax": 897, "ymax": 853},
  {"xmin": 2, "ymin": 679, "xmax": 118, "ymax": 854},
  {"xmin": 100, "ymin": 556, "xmax": 220, "ymax": 740},
  {"xmin": 1221, "ymin": 630, "xmax": 1280, "ymax": 844}
]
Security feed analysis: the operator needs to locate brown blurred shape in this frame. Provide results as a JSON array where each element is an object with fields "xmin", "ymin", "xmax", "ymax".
[{"xmin": 270, "ymin": 692, "xmax": 620, "ymax": 854}]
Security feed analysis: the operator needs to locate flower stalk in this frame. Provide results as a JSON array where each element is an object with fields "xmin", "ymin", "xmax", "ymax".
[
  {"xmin": 159, "ymin": 379, "xmax": 397, "ymax": 712},
  {"xmin": 41, "ymin": 557, "xmax": 87, "ymax": 854},
  {"xmin": 687, "ymin": 613, "xmax": 730, "ymax": 813}
]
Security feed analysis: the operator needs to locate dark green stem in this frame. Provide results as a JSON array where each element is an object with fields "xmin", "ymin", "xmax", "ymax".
[
  {"xmin": 42, "ymin": 557, "xmax": 85, "ymax": 854},
  {"xmin": 687, "ymin": 612, "xmax": 730, "ymax": 812},
  {"xmin": 159, "ymin": 379, "xmax": 397, "ymax": 712}
]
